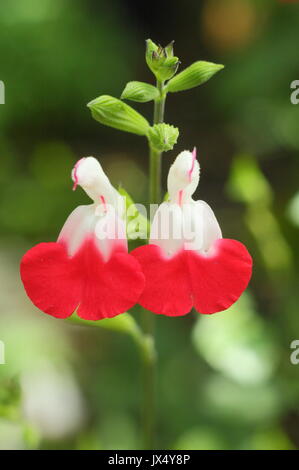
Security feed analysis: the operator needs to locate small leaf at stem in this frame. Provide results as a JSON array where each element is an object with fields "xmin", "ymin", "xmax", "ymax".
[
  {"xmin": 166, "ymin": 61, "xmax": 224, "ymax": 93},
  {"xmin": 87, "ymin": 95, "xmax": 150, "ymax": 136},
  {"xmin": 121, "ymin": 81, "xmax": 159, "ymax": 103}
]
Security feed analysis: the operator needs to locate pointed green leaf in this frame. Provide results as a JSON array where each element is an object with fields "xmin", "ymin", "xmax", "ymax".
[
  {"xmin": 121, "ymin": 81, "xmax": 159, "ymax": 103},
  {"xmin": 87, "ymin": 95, "xmax": 150, "ymax": 136},
  {"xmin": 166, "ymin": 61, "xmax": 224, "ymax": 93}
]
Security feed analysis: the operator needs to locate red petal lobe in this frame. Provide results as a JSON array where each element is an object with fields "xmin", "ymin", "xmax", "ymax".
[
  {"xmin": 20, "ymin": 239, "xmax": 145, "ymax": 320},
  {"xmin": 187, "ymin": 239, "xmax": 252, "ymax": 314},
  {"xmin": 132, "ymin": 239, "xmax": 252, "ymax": 316},
  {"xmin": 132, "ymin": 244, "xmax": 193, "ymax": 316}
]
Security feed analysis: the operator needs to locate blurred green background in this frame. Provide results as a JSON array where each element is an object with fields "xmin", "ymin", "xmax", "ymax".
[{"xmin": 1, "ymin": 0, "xmax": 299, "ymax": 450}]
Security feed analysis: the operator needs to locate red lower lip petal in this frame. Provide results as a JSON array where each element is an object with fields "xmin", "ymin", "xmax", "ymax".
[
  {"xmin": 20, "ymin": 239, "xmax": 145, "ymax": 320},
  {"xmin": 131, "ymin": 238, "xmax": 252, "ymax": 316}
]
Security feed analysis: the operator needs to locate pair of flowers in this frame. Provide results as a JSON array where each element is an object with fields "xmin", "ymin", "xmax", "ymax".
[{"xmin": 20, "ymin": 151, "xmax": 252, "ymax": 320}]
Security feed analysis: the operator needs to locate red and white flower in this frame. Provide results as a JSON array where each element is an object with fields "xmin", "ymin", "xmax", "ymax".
[
  {"xmin": 20, "ymin": 157, "xmax": 145, "ymax": 320},
  {"xmin": 132, "ymin": 149, "xmax": 252, "ymax": 316}
]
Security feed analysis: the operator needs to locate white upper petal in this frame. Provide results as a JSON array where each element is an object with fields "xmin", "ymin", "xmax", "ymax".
[
  {"xmin": 72, "ymin": 156, "xmax": 124, "ymax": 216},
  {"xmin": 58, "ymin": 204, "xmax": 127, "ymax": 261},
  {"xmin": 94, "ymin": 206, "xmax": 127, "ymax": 261},
  {"xmin": 181, "ymin": 202, "xmax": 203, "ymax": 252},
  {"xmin": 149, "ymin": 199, "xmax": 222, "ymax": 258},
  {"xmin": 183, "ymin": 200, "xmax": 222, "ymax": 253},
  {"xmin": 150, "ymin": 149, "xmax": 221, "ymax": 257},
  {"xmin": 58, "ymin": 205, "xmax": 94, "ymax": 256},
  {"xmin": 167, "ymin": 150, "xmax": 200, "ymax": 204},
  {"xmin": 150, "ymin": 202, "xmax": 184, "ymax": 257},
  {"xmin": 59, "ymin": 156, "xmax": 127, "ymax": 261},
  {"xmin": 196, "ymin": 200, "xmax": 222, "ymax": 252}
]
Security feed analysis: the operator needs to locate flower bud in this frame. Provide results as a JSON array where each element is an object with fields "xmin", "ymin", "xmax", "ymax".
[
  {"xmin": 87, "ymin": 95, "xmax": 150, "ymax": 136},
  {"xmin": 148, "ymin": 123, "xmax": 179, "ymax": 152},
  {"xmin": 145, "ymin": 39, "xmax": 180, "ymax": 82},
  {"xmin": 166, "ymin": 61, "xmax": 224, "ymax": 93}
]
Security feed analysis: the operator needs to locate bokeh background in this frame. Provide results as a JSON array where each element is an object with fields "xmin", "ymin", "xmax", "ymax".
[{"xmin": 0, "ymin": 0, "xmax": 299, "ymax": 450}]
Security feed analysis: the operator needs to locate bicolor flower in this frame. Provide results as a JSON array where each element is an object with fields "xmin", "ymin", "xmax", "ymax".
[
  {"xmin": 132, "ymin": 149, "xmax": 252, "ymax": 316},
  {"xmin": 20, "ymin": 157, "xmax": 145, "ymax": 320}
]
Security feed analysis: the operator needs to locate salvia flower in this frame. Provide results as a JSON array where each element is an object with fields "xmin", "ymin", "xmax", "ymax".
[
  {"xmin": 132, "ymin": 149, "xmax": 252, "ymax": 316},
  {"xmin": 20, "ymin": 157, "xmax": 145, "ymax": 320}
]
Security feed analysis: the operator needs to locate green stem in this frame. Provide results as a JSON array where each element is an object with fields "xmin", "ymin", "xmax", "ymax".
[
  {"xmin": 141, "ymin": 79, "xmax": 166, "ymax": 450},
  {"xmin": 140, "ymin": 332, "xmax": 156, "ymax": 450},
  {"xmin": 149, "ymin": 80, "xmax": 165, "ymax": 204}
]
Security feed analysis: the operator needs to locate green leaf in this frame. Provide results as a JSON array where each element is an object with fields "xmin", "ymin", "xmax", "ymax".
[
  {"xmin": 121, "ymin": 81, "xmax": 159, "ymax": 103},
  {"xmin": 118, "ymin": 186, "xmax": 149, "ymax": 240},
  {"xmin": 87, "ymin": 95, "xmax": 150, "ymax": 136},
  {"xmin": 145, "ymin": 39, "xmax": 180, "ymax": 82},
  {"xmin": 148, "ymin": 123, "xmax": 179, "ymax": 152},
  {"xmin": 66, "ymin": 312, "xmax": 152, "ymax": 358},
  {"xmin": 66, "ymin": 311, "xmax": 140, "ymax": 336},
  {"xmin": 166, "ymin": 61, "xmax": 224, "ymax": 93}
]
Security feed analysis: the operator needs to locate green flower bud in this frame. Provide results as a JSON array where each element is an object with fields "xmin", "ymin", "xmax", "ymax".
[
  {"xmin": 145, "ymin": 39, "xmax": 180, "ymax": 82},
  {"xmin": 121, "ymin": 81, "xmax": 159, "ymax": 103},
  {"xmin": 166, "ymin": 61, "xmax": 224, "ymax": 93},
  {"xmin": 148, "ymin": 123, "xmax": 179, "ymax": 152},
  {"xmin": 87, "ymin": 95, "xmax": 150, "ymax": 136}
]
